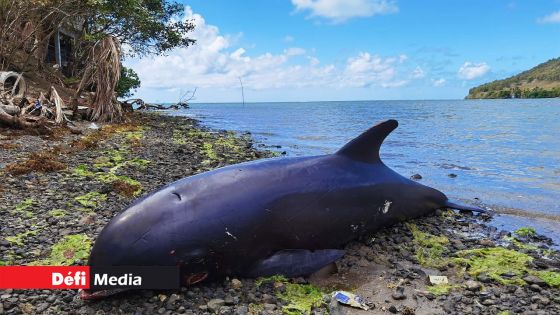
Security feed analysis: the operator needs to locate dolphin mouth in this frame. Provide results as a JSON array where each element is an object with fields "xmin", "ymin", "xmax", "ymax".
[
  {"xmin": 79, "ymin": 288, "xmax": 128, "ymax": 300},
  {"xmin": 184, "ymin": 272, "xmax": 209, "ymax": 285}
]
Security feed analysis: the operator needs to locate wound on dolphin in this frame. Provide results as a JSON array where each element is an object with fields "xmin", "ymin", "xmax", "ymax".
[{"xmin": 81, "ymin": 119, "xmax": 487, "ymax": 299}]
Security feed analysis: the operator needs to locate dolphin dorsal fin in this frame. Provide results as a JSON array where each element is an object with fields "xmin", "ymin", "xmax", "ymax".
[{"xmin": 336, "ymin": 119, "xmax": 398, "ymax": 164}]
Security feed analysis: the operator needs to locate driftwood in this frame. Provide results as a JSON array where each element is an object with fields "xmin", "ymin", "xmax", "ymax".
[
  {"xmin": 0, "ymin": 77, "xmax": 80, "ymax": 131},
  {"xmin": 137, "ymin": 102, "xmax": 189, "ymax": 110},
  {"xmin": 126, "ymin": 87, "xmax": 196, "ymax": 112},
  {"xmin": 0, "ymin": 105, "xmax": 20, "ymax": 115}
]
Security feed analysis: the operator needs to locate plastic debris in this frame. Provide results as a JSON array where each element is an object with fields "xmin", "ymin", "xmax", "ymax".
[
  {"xmin": 331, "ymin": 290, "xmax": 369, "ymax": 310},
  {"xmin": 88, "ymin": 122, "xmax": 100, "ymax": 129},
  {"xmin": 428, "ymin": 275, "xmax": 449, "ymax": 285}
]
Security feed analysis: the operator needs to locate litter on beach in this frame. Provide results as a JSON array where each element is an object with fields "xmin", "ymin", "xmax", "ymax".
[
  {"xmin": 331, "ymin": 290, "xmax": 370, "ymax": 310},
  {"xmin": 428, "ymin": 275, "xmax": 449, "ymax": 285}
]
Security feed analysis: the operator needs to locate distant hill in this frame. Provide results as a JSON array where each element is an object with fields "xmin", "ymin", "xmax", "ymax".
[{"xmin": 466, "ymin": 58, "xmax": 560, "ymax": 99}]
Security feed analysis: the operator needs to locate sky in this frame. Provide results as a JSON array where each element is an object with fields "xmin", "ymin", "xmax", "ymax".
[{"xmin": 125, "ymin": 0, "xmax": 560, "ymax": 103}]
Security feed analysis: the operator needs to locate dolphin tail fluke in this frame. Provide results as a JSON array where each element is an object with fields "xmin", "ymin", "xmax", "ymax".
[
  {"xmin": 337, "ymin": 119, "xmax": 398, "ymax": 164},
  {"xmin": 246, "ymin": 249, "xmax": 345, "ymax": 278},
  {"xmin": 444, "ymin": 200, "xmax": 492, "ymax": 215}
]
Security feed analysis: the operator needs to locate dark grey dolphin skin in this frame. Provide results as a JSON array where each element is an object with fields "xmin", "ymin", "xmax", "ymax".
[{"xmin": 82, "ymin": 119, "xmax": 485, "ymax": 298}]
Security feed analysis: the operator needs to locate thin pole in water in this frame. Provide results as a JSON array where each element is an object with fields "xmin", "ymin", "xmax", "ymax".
[{"xmin": 238, "ymin": 77, "xmax": 245, "ymax": 105}]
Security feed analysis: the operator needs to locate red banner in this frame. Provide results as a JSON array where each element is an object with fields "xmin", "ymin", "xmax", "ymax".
[{"xmin": 0, "ymin": 266, "xmax": 90, "ymax": 289}]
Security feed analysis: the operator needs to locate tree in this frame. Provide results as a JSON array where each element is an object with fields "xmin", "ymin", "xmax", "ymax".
[
  {"xmin": 84, "ymin": 0, "xmax": 196, "ymax": 57},
  {"xmin": 78, "ymin": 0, "xmax": 196, "ymax": 121},
  {"xmin": 116, "ymin": 67, "xmax": 141, "ymax": 98}
]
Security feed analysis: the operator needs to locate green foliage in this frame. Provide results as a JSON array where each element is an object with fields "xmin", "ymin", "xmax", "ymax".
[
  {"xmin": 116, "ymin": 66, "xmax": 141, "ymax": 98},
  {"xmin": 454, "ymin": 247, "xmax": 532, "ymax": 285},
  {"xmin": 85, "ymin": 0, "xmax": 196, "ymax": 56},
  {"xmin": 467, "ymin": 57, "xmax": 560, "ymax": 99}
]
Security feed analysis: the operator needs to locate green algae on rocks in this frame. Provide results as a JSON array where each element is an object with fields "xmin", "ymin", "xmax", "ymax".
[
  {"xmin": 533, "ymin": 270, "xmax": 560, "ymax": 288},
  {"xmin": 48, "ymin": 209, "xmax": 66, "ymax": 218},
  {"xmin": 31, "ymin": 234, "xmax": 91, "ymax": 266},
  {"xmin": 514, "ymin": 227, "xmax": 536, "ymax": 237},
  {"xmin": 407, "ymin": 223, "xmax": 450, "ymax": 268},
  {"xmin": 426, "ymin": 283, "xmax": 458, "ymax": 296},
  {"xmin": 454, "ymin": 247, "xmax": 532, "ymax": 285},
  {"xmin": 256, "ymin": 275, "xmax": 326, "ymax": 315},
  {"xmin": 12, "ymin": 198, "xmax": 35, "ymax": 217},
  {"xmin": 6, "ymin": 230, "xmax": 38, "ymax": 246},
  {"xmin": 74, "ymin": 192, "xmax": 107, "ymax": 209}
]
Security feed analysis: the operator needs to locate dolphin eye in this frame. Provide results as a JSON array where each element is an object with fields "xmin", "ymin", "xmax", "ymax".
[
  {"xmin": 191, "ymin": 257, "xmax": 205, "ymax": 264},
  {"xmin": 172, "ymin": 192, "xmax": 182, "ymax": 201}
]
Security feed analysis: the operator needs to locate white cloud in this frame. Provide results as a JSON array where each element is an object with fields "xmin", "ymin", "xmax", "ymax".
[
  {"xmin": 537, "ymin": 11, "xmax": 560, "ymax": 24},
  {"xmin": 128, "ymin": 7, "xmax": 412, "ymax": 93},
  {"xmin": 291, "ymin": 0, "xmax": 399, "ymax": 22},
  {"xmin": 432, "ymin": 78, "xmax": 446, "ymax": 87},
  {"xmin": 457, "ymin": 62, "xmax": 490, "ymax": 80},
  {"xmin": 308, "ymin": 56, "xmax": 321, "ymax": 66},
  {"xmin": 411, "ymin": 66, "xmax": 425, "ymax": 79},
  {"xmin": 284, "ymin": 35, "xmax": 295, "ymax": 42},
  {"xmin": 342, "ymin": 52, "xmax": 407, "ymax": 88},
  {"xmin": 284, "ymin": 47, "xmax": 307, "ymax": 56}
]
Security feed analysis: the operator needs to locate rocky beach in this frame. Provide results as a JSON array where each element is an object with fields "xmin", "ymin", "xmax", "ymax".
[{"xmin": 0, "ymin": 113, "xmax": 559, "ymax": 315}]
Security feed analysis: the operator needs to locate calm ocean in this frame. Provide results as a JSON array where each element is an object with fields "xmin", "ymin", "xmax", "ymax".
[{"xmin": 169, "ymin": 99, "xmax": 560, "ymax": 241}]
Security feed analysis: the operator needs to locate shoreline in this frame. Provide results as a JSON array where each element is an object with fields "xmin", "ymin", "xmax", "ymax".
[{"xmin": 0, "ymin": 112, "xmax": 558, "ymax": 314}]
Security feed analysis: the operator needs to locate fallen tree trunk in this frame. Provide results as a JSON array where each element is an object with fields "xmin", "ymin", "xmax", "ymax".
[
  {"xmin": 0, "ymin": 104, "xmax": 44, "ymax": 128},
  {"xmin": 0, "ymin": 104, "xmax": 20, "ymax": 115}
]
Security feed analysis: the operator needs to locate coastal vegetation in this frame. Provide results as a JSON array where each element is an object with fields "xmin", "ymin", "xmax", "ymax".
[
  {"xmin": 467, "ymin": 58, "xmax": 560, "ymax": 99},
  {"xmin": 0, "ymin": 0, "xmax": 195, "ymax": 126}
]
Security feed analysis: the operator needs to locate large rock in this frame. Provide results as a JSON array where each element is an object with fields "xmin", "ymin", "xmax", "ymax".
[{"xmin": 207, "ymin": 299, "xmax": 226, "ymax": 313}]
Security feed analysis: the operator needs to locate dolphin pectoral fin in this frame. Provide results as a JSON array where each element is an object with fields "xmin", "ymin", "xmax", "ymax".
[
  {"xmin": 336, "ymin": 119, "xmax": 398, "ymax": 164},
  {"xmin": 444, "ymin": 200, "xmax": 493, "ymax": 215},
  {"xmin": 247, "ymin": 249, "xmax": 345, "ymax": 278}
]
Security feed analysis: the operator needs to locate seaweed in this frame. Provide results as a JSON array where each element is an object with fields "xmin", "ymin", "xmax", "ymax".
[
  {"xmin": 407, "ymin": 223, "xmax": 450, "ymax": 268},
  {"xmin": 5, "ymin": 151, "xmax": 66, "ymax": 175},
  {"xmin": 12, "ymin": 198, "xmax": 35, "ymax": 218},
  {"xmin": 74, "ymin": 192, "xmax": 107, "ymax": 209},
  {"xmin": 73, "ymin": 123, "xmax": 141, "ymax": 149},
  {"xmin": 73, "ymin": 164, "xmax": 95, "ymax": 177},
  {"xmin": 248, "ymin": 303, "xmax": 264, "ymax": 314},
  {"xmin": 112, "ymin": 178, "xmax": 143, "ymax": 197},
  {"xmin": 30, "ymin": 234, "xmax": 91, "ymax": 266},
  {"xmin": 172, "ymin": 129, "xmax": 187, "ymax": 144},
  {"xmin": 533, "ymin": 270, "xmax": 560, "ymax": 288},
  {"xmin": 426, "ymin": 283, "xmax": 457, "ymax": 296},
  {"xmin": 454, "ymin": 247, "xmax": 532, "ymax": 285},
  {"xmin": 514, "ymin": 227, "xmax": 536, "ymax": 237},
  {"xmin": 48, "ymin": 209, "xmax": 66, "ymax": 218},
  {"xmin": 5, "ymin": 230, "xmax": 38, "ymax": 246},
  {"xmin": 255, "ymin": 275, "xmax": 325, "ymax": 315},
  {"xmin": 279, "ymin": 282, "xmax": 325, "ymax": 315}
]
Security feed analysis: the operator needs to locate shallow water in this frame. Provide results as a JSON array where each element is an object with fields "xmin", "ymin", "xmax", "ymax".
[{"xmin": 170, "ymin": 99, "xmax": 560, "ymax": 241}]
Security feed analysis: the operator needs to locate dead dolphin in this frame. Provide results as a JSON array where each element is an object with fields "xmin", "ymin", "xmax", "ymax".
[{"xmin": 82, "ymin": 119, "xmax": 485, "ymax": 298}]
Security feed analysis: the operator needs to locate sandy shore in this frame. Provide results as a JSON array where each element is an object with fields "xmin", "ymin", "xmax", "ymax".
[{"xmin": 0, "ymin": 112, "xmax": 559, "ymax": 315}]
